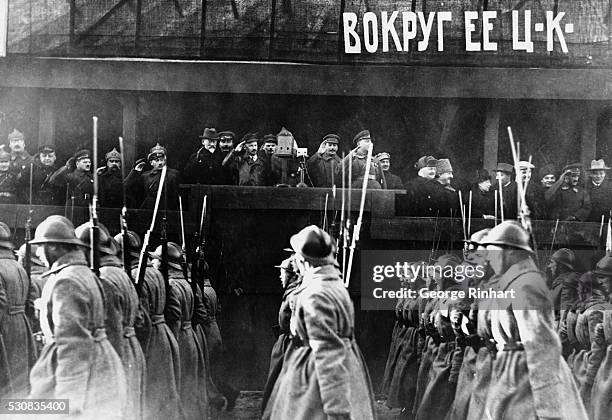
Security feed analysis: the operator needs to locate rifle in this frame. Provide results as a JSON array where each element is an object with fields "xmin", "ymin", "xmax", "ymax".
[
  {"xmin": 190, "ymin": 195, "xmax": 208, "ymax": 291},
  {"xmin": 90, "ymin": 117, "xmax": 100, "ymax": 276},
  {"xmin": 24, "ymin": 161, "xmax": 33, "ymax": 280},
  {"xmin": 345, "ymin": 142, "xmax": 372, "ymax": 288},
  {"xmin": 118, "ymin": 137, "xmax": 133, "ymax": 283},
  {"xmin": 135, "ymin": 165, "xmax": 168, "ymax": 296},
  {"xmin": 178, "ymin": 195, "xmax": 190, "ymax": 282},
  {"xmin": 161, "ymin": 171, "xmax": 169, "ymax": 308}
]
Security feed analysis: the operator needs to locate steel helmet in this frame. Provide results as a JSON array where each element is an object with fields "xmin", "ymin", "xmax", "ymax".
[
  {"xmin": 593, "ymin": 254, "xmax": 612, "ymax": 277},
  {"xmin": 290, "ymin": 225, "xmax": 336, "ymax": 266},
  {"xmin": 464, "ymin": 228, "xmax": 491, "ymax": 247},
  {"xmin": 550, "ymin": 248, "xmax": 576, "ymax": 271},
  {"xmin": 113, "ymin": 231, "xmax": 142, "ymax": 258},
  {"xmin": 481, "ymin": 221, "xmax": 534, "ymax": 253},
  {"xmin": 30, "ymin": 216, "xmax": 88, "ymax": 247},
  {"xmin": 0, "ymin": 221, "xmax": 13, "ymax": 250},
  {"xmin": 75, "ymin": 222, "xmax": 117, "ymax": 256},
  {"xmin": 150, "ymin": 242, "xmax": 184, "ymax": 271}
]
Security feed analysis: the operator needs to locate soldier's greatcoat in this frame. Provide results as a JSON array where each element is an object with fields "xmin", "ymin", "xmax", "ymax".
[
  {"xmin": 264, "ymin": 265, "xmax": 376, "ymax": 420},
  {"xmin": 29, "ymin": 250, "xmax": 127, "ymax": 418},
  {"xmin": 0, "ymin": 171, "xmax": 17, "ymax": 204},
  {"xmin": 341, "ymin": 151, "xmax": 386, "ymax": 189},
  {"xmin": 100, "ymin": 256, "xmax": 145, "ymax": 420},
  {"xmin": 482, "ymin": 258, "xmax": 587, "ymax": 420},
  {"xmin": 49, "ymin": 167, "xmax": 94, "ymax": 207},
  {"xmin": 590, "ymin": 310, "xmax": 612, "ymax": 420},
  {"xmin": 0, "ymin": 248, "xmax": 37, "ymax": 397},
  {"xmin": 20, "ymin": 159, "xmax": 63, "ymax": 205},
  {"xmin": 306, "ymin": 152, "xmax": 341, "ymax": 187},
  {"xmin": 125, "ymin": 166, "xmax": 181, "ymax": 210},
  {"xmin": 131, "ymin": 263, "xmax": 181, "ymax": 420},
  {"xmin": 98, "ymin": 169, "xmax": 124, "ymax": 208},
  {"xmin": 166, "ymin": 273, "xmax": 207, "ymax": 420}
]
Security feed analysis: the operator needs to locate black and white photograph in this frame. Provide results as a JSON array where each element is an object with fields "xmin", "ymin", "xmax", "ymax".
[{"xmin": 0, "ymin": 0, "xmax": 612, "ymax": 419}]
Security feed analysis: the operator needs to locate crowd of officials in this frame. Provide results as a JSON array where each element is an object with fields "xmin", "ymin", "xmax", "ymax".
[{"xmin": 2, "ymin": 126, "xmax": 610, "ymax": 222}]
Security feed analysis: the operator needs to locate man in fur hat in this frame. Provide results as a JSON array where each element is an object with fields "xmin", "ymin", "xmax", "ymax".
[{"xmin": 399, "ymin": 155, "xmax": 438, "ymax": 216}]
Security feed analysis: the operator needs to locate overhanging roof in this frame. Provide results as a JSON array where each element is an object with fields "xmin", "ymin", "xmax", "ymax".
[{"xmin": 0, "ymin": 56, "xmax": 610, "ymax": 100}]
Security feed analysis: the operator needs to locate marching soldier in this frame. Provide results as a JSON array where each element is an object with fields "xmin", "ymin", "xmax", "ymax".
[
  {"xmin": 184, "ymin": 127, "xmax": 225, "ymax": 185},
  {"xmin": 5, "ymin": 129, "xmax": 32, "ymax": 177},
  {"xmin": 120, "ymin": 231, "xmax": 182, "ymax": 420},
  {"xmin": 264, "ymin": 226, "xmax": 376, "ymax": 420},
  {"xmin": 341, "ymin": 130, "xmax": 386, "ymax": 189},
  {"xmin": 28, "ymin": 215, "xmax": 127, "ymax": 417},
  {"xmin": 545, "ymin": 163, "xmax": 592, "ymax": 221},
  {"xmin": 49, "ymin": 149, "xmax": 94, "ymax": 207},
  {"xmin": 125, "ymin": 143, "xmax": 181, "ymax": 209},
  {"xmin": 76, "ymin": 222, "xmax": 145, "ymax": 420},
  {"xmin": 546, "ymin": 248, "xmax": 580, "ymax": 331},
  {"xmin": 306, "ymin": 133, "xmax": 341, "ymax": 187},
  {"xmin": 222, "ymin": 133, "xmax": 265, "ymax": 186},
  {"xmin": 261, "ymin": 256, "xmax": 301, "ymax": 414},
  {"xmin": 586, "ymin": 159, "xmax": 612, "ymax": 222},
  {"xmin": 152, "ymin": 242, "xmax": 208, "ymax": 420},
  {"xmin": 480, "ymin": 221, "xmax": 588, "ymax": 420},
  {"xmin": 0, "ymin": 222, "xmax": 37, "ymax": 397},
  {"xmin": 98, "ymin": 148, "xmax": 125, "ymax": 208},
  {"xmin": 0, "ymin": 150, "xmax": 17, "ymax": 204},
  {"xmin": 19, "ymin": 145, "xmax": 64, "ymax": 206},
  {"xmin": 376, "ymin": 152, "xmax": 404, "ymax": 190}
]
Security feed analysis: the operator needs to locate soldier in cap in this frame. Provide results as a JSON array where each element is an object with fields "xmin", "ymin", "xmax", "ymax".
[
  {"xmin": 76, "ymin": 222, "xmax": 145, "ymax": 420},
  {"xmin": 262, "ymin": 134, "xmax": 278, "ymax": 156},
  {"xmin": 28, "ymin": 215, "xmax": 127, "ymax": 417},
  {"xmin": 340, "ymin": 129, "xmax": 386, "ymax": 189},
  {"xmin": 399, "ymin": 156, "xmax": 438, "ymax": 216},
  {"xmin": 545, "ymin": 163, "xmax": 592, "ymax": 221},
  {"xmin": 264, "ymin": 225, "xmax": 375, "ymax": 420},
  {"xmin": 480, "ymin": 221, "xmax": 588, "ymax": 420},
  {"xmin": 17, "ymin": 145, "xmax": 63, "ymax": 205},
  {"xmin": 0, "ymin": 221, "xmax": 37, "ymax": 397},
  {"xmin": 217, "ymin": 131, "xmax": 238, "ymax": 185},
  {"xmin": 517, "ymin": 160, "xmax": 545, "ymax": 220},
  {"xmin": 376, "ymin": 152, "xmax": 404, "ymax": 190},
  {"xmin": 97, "ymin": 147, "xmax": 125, "ymax": 208},
  {"xmin": 125, "ymin": 143, "xmax": 181, "ymax": 209},
  {"xmin": 184, "ymin": 127, "xmax": 226, "ymax": 185},
  {"xmin": 306, "ymin": 134, "xmax": 342, "ymax": 188},
  {"xmin": 49, "ymin": 149, "xmax": 94, "ymax": 207},
  {"xmin": 119, "ymin": 231, "xmax": 182, "ymax": 420},
  {"xmin": 5, "ymin": 129, "xmax": 32, "ymax": 177},
  {"xmin": 585, "ymin": 159, "xmax": 612, "ymax": 222},
  {"xmin": 222, "ymin": 133, "xmax": 265, "ymax": 186},
  {"xmin": 546, "ymin": 248, "xmax": 580, "ymax": 331},
  {"xmin": 0, "ymin": 149, "xmax": 17, "ymax": 204},
  {"xmin": 151, "ymin": 242, "xmax": 208, "ymax": 419}
]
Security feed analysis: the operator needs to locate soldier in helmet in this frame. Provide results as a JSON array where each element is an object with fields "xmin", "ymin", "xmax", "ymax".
[
  {"xmin": 98, "ymin": 148, "xmax": 125, "ymax": 208},
  {"xmin": 376, "ymin": 152, "xmax": 404, "ymax": 190},
  {"xmin": 49, "ymin": 149, "xmax": 94, "ymax": 207},
  {"xmin": 546, "ymin": 248, "xmax": 580, "ymax": 331},
  {"xmin": 184, "ymin": 127, "xmax": 226, "ymax": 185},
  {"xmin": 76, "ymin": 222, "xmax": 145, "ymax": 420},
  {"xmin": 28, "ymin": 215, "xmax": 127, "ymax": 417},
  {"xmin": 0, "ymin": 221, "xmax": 37, "ymax": 397},
  {"xmin": 150, "ymin": 242, "xmax": 208, "ymax": 419},
  {"xmin": 479, "ymin": 221, "xmax": 588, "ymax": 420},
  {"xmin": 340, "ymin": 130, "xmax": 386, "ymax": 189},
  {"xmin": 17, "ymin": 145, "xmax": 64, "ymax": 206},
  {"xmin": 306, "ymin": 134, "xmax": 342, "ymax": 188},
  {"xmin": 117, "ymin": 230, "xmax": 182, "ymax": 420},
  {"xmin": 125, "ymin": 143, "xmax": 181, "ymax": 209},
  {"xmin": 264, "ymin": 226, "xmax": 375, "ymax": 420},
  {"xmin": 545, "ymin": 163, "xmax": 592, "ymax": 221},
  {"xmin": 5, "ymin": 129, "xmax": 32, "ymax": 177},
  {"xmin": 0, "ymin": 149, "xmax": 17, "ymax": 204}
]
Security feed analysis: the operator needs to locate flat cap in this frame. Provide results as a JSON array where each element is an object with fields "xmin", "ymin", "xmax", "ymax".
[
  {"xmin": 415, "ymin": 156, "xmax": 437, "ymax": 169},
  {"xmin": 74, "ymin": 149, "xmax": 91, "ymax": 162},
  {"xmin": 353, "ymin": 130, "xmax": 372, "ymax": 145},
  {"xmin": 322, "ymin": 134, "xmax": 340, "ymax": 144},
  {"xmin": 262, "ymin": 134, "xmax": 277, "ymax": 145},
  {"xmin": 376, "ymin": 152, "xmax": 391, "ymax": 161},
  {"xmin": 562, "ymin": 163, "xmax": 582, "ymax": 174},
  {"xmin": 495, "ymin": 163, "xmax": 514, "ymax": 174}
]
